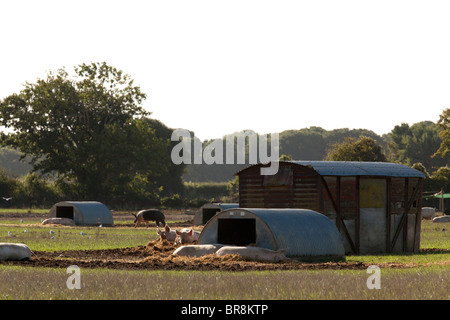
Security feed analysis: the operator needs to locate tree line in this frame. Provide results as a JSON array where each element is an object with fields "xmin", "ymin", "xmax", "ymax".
[
  {"xmin": 0, "ymin": 62, "xmax": 449, "ymax": 208},
  {"xmin": 184, "ymin": 119, "xmax": 448, "ymax": 186}
]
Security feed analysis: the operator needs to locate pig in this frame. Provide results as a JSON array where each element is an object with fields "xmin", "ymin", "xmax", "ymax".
[
  {"xmin": 215, "ymin": 246, "xmax": 289, "ymax": 262},
  {"xmin": 172, "ymin": 244, "xmax": 225, "ymax": 257},
  {"xmin": 133, "ymin": 209, "xmax": 165, "ymax": 227},
  {"xmin": 421, "ymin": 207, "xmax": 435, "ymax": 220},
  {"xmin": 156, "ymin": 224, "xmax": 177, "ymax": 242},
  {"xmin": 41, "ymin": 217, "xmax": 76, "ymax": 226},
  {"xmin": 0, "ymin": 243, "xmax": 32, "ymax": 261},
  {"xmin": 175, "ymin": 228, "xmax": 201, "ymax": 244},
  {"xmin": 433, "ymin": 216, "xmax": 450, "ymax": 223}
]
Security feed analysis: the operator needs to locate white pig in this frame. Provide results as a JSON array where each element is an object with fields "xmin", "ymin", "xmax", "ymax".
[
  {"xmin": 173, "ymin": 244, "xmax": 225, "ymax": 257},
  {"xmin": 215, "ymin": 246, "xmax": 289, "ymax": 262},
  {"xmin": 157, "ymin": 225, "xmax": 177, "ymax": 242},
  {"xmin": 0, "ymin": 243, "xmax": 32, "ymax": 261},
  {"xmin": 175, "ymin": 228, "xmax": 201, "ymax": 244},
  {"xmin": 41, "ymin": 217, "xmax": 76, "ymax": 226}
]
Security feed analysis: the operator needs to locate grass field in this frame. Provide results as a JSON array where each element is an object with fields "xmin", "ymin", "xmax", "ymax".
[{"xmin": 0, "ymin": 209, "xmax": 448, "ymax": 300}]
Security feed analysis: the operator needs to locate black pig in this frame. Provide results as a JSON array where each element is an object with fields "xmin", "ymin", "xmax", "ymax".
[{"xmin": 133, "ymin": 209, "xmax": 166, "ymax": 227}]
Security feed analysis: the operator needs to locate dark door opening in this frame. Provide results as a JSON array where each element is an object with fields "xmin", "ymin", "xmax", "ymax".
[
  {"xmin": 217, "ymin": 218, "xmax": 256, "ymax": 246},
  {"xmin": 202, "ymin": 208, "xmax": 220, "ymax": 224},
  {"xmin": 56, "ymin": 206, "xmax": 74, "ymax": 219}
]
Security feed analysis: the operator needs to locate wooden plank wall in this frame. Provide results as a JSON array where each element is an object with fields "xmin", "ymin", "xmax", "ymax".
[{"xmin": 238, "ymin": 163, "xmax": 320, "ymax": 210}]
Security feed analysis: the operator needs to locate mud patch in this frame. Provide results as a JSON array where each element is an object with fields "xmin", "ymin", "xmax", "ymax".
[{"xmin": 1, "ymin": 240, "xmax": 448, "ymax": 271}]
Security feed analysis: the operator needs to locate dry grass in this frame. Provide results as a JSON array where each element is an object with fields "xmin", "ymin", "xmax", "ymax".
[
  {"xmin": 0, "ymin": 265, "xmax": 448, "ymax": 300},
  {"xmin": 0, "ymin": 214, "xmax": 448, "ymax": 300}
]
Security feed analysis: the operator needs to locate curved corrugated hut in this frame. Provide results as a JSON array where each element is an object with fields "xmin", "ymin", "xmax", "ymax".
[
  {"xmin": 198, "ymin": 208, "xmax": 345, "ymax": 258},
  {"xmin": 49, "ymin": 201, "xmax": 114, "ymax": 226},
  {"xmin": 194, "ymin": 203, "xmax": 239, "ymax": 225}
]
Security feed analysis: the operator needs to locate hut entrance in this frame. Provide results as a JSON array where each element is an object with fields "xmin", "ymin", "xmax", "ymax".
[
  {"xmin": 217, "ymin": 218, "xmax": 256, "ymax": 246},
  {"xmin": 202, "ymin": 208, "xmax": 220, "ymax": 224},
  {"xmin": 56, "ymin": 206, "xmax": 74, "ymax": 220}
]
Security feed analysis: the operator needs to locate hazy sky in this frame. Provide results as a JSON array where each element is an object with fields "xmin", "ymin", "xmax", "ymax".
[{"xmin": 1, "ymin": 0, "xmax": 449, "ymax": 141}]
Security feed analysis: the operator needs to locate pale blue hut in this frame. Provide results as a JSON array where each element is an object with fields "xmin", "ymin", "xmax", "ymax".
[
  {"xmin": 198, "ymin": 208, "xmax": 345, "ymax": 259},
  {"xmin": 49, "ymin": 201, "xmax": 114, "ymax": 226}
]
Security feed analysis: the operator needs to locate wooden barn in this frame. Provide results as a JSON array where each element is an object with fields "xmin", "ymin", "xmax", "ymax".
[{"xmin": 235, "ymin": 161, "xmax": 426, "ymax": 254}]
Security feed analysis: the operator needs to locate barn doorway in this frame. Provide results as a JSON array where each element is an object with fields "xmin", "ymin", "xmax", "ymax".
[
  {"xmin": 56, "ymin": 206, "xmax": 74, "ymax": 219},
  {"xmin": 202, "ymin": 208, "xmax": 220, "ymax": 224},
  {"xmin": 217, "ymin": 218, "xmax": 256, "ymax": 246}
]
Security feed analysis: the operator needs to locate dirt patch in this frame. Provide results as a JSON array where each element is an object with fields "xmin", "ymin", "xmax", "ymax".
[{"xmin": 3, "ymin": 240, "xmax": 447, "ymax": 271}]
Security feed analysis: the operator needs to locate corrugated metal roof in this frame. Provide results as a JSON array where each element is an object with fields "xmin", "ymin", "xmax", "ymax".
[
  {"xmin": 234, "ymin": 161, "xmax": 425, "ymax": 178},
  {"xmin": 289, "ymin": 161, "xmax": 426, "ymax": 177},
  {"xmin": 199, "ymin": 208, "xmax": 345, "ymax": 258},
  {"xmin": 49, "ymin": 201, "xmax": 114, "ymax": 226}
]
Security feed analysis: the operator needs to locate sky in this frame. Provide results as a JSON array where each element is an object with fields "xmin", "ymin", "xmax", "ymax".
[{"xmin": 1, "ymin": 0, "xmax": 449, "ymax": 141}]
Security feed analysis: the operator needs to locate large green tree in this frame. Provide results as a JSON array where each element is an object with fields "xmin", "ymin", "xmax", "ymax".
[
  {"xmin": 325, "ymin": 136, "xmax": 387, "ymax": 162},
  {"xmin": 388, "ymin": 121, "xmax": 446, "ymax": 171},
  {"xmin": 0, "ymin": 62, "xmax": 172, "ymax": 203}
]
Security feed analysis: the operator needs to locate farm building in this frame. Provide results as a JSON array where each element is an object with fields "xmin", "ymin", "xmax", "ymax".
[
  {"xmin": 194, "ymin": 203, "xmax": 239, "ymax": 225},
  {"xmin": 235, "ymin": 161, "xmax": 425, "ymax": 254},
  {"xmin": 198, "ymin": 208, "xmax": 345, "ymax": 259},
  {"xmin": 49, "ymin": 201, "xmax": 114, "ymax": 226}
]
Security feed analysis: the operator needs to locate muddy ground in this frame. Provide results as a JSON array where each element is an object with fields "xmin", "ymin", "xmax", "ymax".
[
  {"xmin": 1, "ymin": 210, "xmax": 449, "ymax": 271},
  {"xmin": 3, "ymin": 239, "xmax": 449, "ymax": 272}
]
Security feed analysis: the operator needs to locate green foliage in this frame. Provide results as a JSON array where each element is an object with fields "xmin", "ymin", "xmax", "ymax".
[
  {"xmin": 160, "ymin": 194, "xmax": 184, "ymax": 208},
  {"xmin": 183, "ymin": 181, "xmax": 229, "ymax": 203},
  {"xmin": 226, "ymin": 176, "xmax": 239, "ymax": 202},
  {"xmin": 433, "ymin": 108, "xmax": 450, "ymax": 158},
  {"xmin": 0, "ymin": 147, "xmax": 32, "ymax": 177},
  {"xmin": 0, "ymin": 167, "xmax": 17, "ymax": 200},
  {"xmin": 13, "ymin": 173, "xmax": 58, "ymax": 207},
  {"xmin": 279, "ymin": 127, "xmax": 327, "ymax": 160},
  {"xmin": 325, "ymin": 136, "xmax": 387, "ymax": 162},
  {"xmin": 388, "ymin": 121, "xmax": 446, "ymax": 171},
  {"xmin": 278, "ymin": 154, "xmax": 293, "ymax": 161},
  {"xmin": 0, "ymin": 62, "xmax": 184, "ymax": 207},
  {"xmin": 411, "ymin": 162, "xmax": 430, "ymax": 178},
  {"xmin": 184, "ymin": 127, "xmax": 388, "ymax": 182},
  {"xmin": 429, "ymin": 166, "xmax": 450, "ymax": 191}
]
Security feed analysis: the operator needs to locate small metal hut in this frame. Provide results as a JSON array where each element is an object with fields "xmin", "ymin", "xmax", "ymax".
[
  {"xmin": 49, "ymin": 201, "xmax": 114, "ymax": 226},
  {"xmin": 198, "ymin": 208, "xmax": 345, "ymax": 259}
]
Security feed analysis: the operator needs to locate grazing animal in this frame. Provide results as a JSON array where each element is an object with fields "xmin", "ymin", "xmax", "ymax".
[
  {"xmin": 41, "ymin": 217, "xmax": 76, "ymax": 226},
  {"xmin": 172, "ymin": 244, "xmax": 224, "ymax": 257},
  {"xmin": 432, "ymin": 216, "xmax": 450, "ymax": 223},
  {"xmin": 157, "ymin": 224, "xmax": 177, "ymax": 242},
  {"xmin": 215, "ymin": 246, "xmax": 289, "ymax": 262},
  {"xmin": 421, "ymin": 207, "xmax": 436, "ymax": 220},
  {"xmin": 0, "ymin": 243, "xmax": 32, "ymax": 261},
  {"xmin": 175, "ymin": 228, "xmax": 200, "ymax": 244},
  {"xmin": 133, "ymin": 209, "xmax": 165, "ymax": 227}
]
